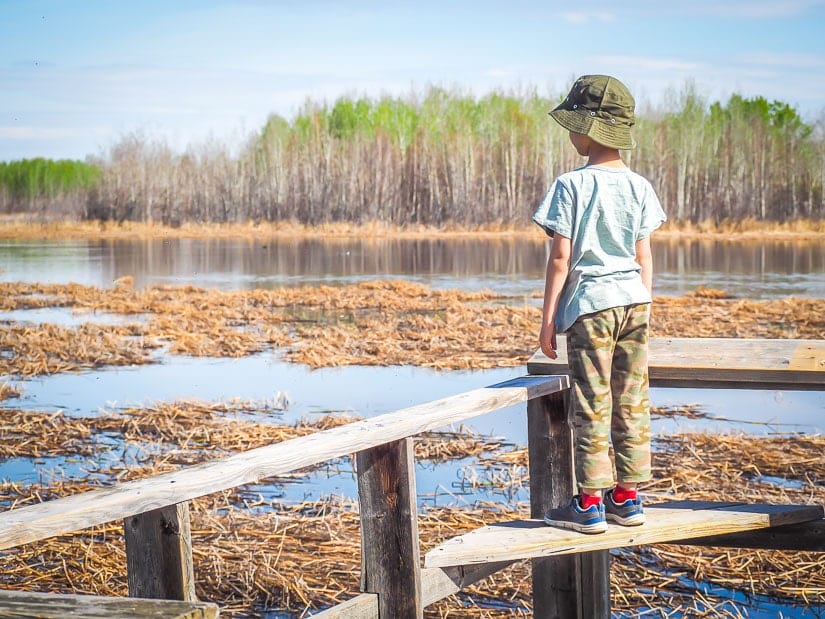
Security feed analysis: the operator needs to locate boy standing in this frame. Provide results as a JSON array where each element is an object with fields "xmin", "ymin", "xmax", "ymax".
[{"xmin": 533, "ymin": 75, "xmax": 666, "ymax": 534}]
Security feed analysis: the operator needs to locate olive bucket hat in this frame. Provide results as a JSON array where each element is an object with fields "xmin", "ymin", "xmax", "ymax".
[{"xmin": 550, "ymin": 75, "xmax": 636, "ymax": 150}]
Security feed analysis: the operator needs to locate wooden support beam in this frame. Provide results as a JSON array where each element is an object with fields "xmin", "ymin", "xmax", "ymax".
[
  {"xmin": 124, "ymin": 502, "xmax": 196, "ymax": 601},
  {"xmin": 357, "ymin": 438, "xmax": 422, "ymax": 618},
  {"xmin": 0, "ymin": 589, "xmax": 217, "ymax": 618},
  {"xmin": 0, "ymin": 374, "xmax": 568, "ymax": 551},
  {"xmin": 311, "ymin": 562, "xmax": 518, "ymax": 618},
  {"xmin": 310, "ymin": 593, "xmax": 377, "ymax": 618},
  {"xmin": 420, "ymin": 562, "xmax": 516, "ymax": 607},
  {"xmin": 527, "ymin": 390, "xmax": 611, "ymax": 618}
]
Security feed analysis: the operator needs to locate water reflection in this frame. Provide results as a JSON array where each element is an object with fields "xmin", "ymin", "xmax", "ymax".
[{"xmin": 2, "ymin": 237, "xmax": 824, "ymax": 298}]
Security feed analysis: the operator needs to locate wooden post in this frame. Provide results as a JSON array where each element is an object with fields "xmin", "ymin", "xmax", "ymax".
[
  {"xmin": 527, "ymin": 390, "xmax": 611, "ymax": 618},
  {"xmin": 528, "ymin": 390, "xmax": 578, "ymax": 618},
  {"xmin": 356, "ymin": 438, "xmax": 422, "ymax": 618},
  {"xmin": 124, "ymin": 502, "xmax": 196, "ymax": 601}
]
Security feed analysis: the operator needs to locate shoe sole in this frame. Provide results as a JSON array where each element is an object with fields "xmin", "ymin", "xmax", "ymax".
[
  {"xmin": 544, "ymin": 517, "xmax": 607, "ymax": 534},
  {"xmin": 606, "ymin": 513, "xmax": 645, "ymax": 526}
]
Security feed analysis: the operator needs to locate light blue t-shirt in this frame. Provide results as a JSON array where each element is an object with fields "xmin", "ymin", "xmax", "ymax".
[{"xmin": 532, "ymin": 164, "xmax": 667, "ymax": 332}]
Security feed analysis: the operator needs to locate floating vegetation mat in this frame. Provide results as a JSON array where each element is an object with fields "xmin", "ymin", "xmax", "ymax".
[
  {"xmin": 2, "ymin": 280, "xmax": 824, "ymax": 376},
  {"xmin": 0, "ymin": 399, "xmax": 822, "ymax": 617}
]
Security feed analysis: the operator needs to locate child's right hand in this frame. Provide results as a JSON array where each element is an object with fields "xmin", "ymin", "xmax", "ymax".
[{"xmin": 539, "ymin": 323, "xmax": 558, "ymax": 359}]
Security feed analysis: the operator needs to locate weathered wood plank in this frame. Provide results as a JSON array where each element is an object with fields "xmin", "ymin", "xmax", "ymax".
[
  {"xmin": 424, "ymin": 502, "xmax": 825, "ymax": 567},
  {"xmin": 310, "ymin": 593, "xmax": 377, "ymax": 618},
  {"xmin": 528, "ymin": 337, "xmax": 825, "ymax": 389},
  {"xmin": 125, "ymin": 502, "xmax": 196, "ymax": 601},
  {"xmin": 310, "ymin": 563, "xmax": 519, "ymax": 618},
  {"xmin": 0, "ymin": 374, "xmax": 569, "ymax": 551},
  {"xmin": 357, "ymin": 438, "xmax": 421, "ymax": 619},
  {"xmin": 0, "ymin": 589, "xmax": 218, "ymax": 618},
  {"xmin": 420, "ymin": 562, "xmax": 516, "ymax": 607},
  {"xmin": 670, "ymin": 518, "xmax": 825, "ymax": 551}
]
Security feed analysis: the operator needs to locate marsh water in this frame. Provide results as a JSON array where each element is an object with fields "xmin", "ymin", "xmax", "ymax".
[
  {"xmin": 2, "ymin": 236, "xmax": 825, "ymax": 617},
  {"xmin": 4, "ymin": 236, "xmax": 825, "ymax": 298}
]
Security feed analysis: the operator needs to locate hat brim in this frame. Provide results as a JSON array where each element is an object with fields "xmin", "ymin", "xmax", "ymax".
[{"xmin": 549, "ymin": 108, "xmax": 636, "ymax": 150}]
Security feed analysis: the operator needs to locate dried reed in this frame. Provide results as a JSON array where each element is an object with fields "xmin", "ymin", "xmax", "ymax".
[
  {"xmin": 2, "ymin": 281, "xmax": 823, "ymax": 377},
  {"xmin": 0, "ymin": 382, "xmax": 21, "ymax": 400}
]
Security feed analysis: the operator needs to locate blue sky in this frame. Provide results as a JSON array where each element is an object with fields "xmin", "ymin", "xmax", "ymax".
[{"xmin": 2, "ymin": 0, "xmax": 825, "ymax": 160}]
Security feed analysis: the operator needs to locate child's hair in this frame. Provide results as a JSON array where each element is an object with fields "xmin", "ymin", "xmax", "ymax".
[{"xmin": 549, "ymin": 75, "xmax": 636, "ymax": 150}]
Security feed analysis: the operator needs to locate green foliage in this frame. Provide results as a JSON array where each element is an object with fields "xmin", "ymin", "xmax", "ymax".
[
  {"xmin": 0, "ymin": 158, "xmax": 101, "ymax": 200},
  {"xmin": 9, "ymin": 84, "xmax": 824, "ymax": 225}
]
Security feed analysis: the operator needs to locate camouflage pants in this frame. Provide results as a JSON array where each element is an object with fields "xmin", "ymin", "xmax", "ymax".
[{"xmin": 566, "ymin": 303, "xmax": 652, "ymax": 490}]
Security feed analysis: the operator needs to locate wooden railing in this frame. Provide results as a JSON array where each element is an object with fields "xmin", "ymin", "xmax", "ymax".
[
  {"xmin": 1, "ymin": 336, "xmax": 823, "ymax": 618},
  {"xmin": 0, "ymin": 374, "xmax": 569, "ymax": 617}
]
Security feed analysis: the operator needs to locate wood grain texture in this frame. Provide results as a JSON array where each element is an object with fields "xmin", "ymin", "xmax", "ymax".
[
  {"xmin": 0, "ymin": 375, "xmax": 569, "ymax": 551},
  {"xmin": 357, "ymin": 438, "xmax": 422, "ymax": 618},
  {"xmin": 528, "ymin": 337, "xmax": 825, "ymax": 389},
  {"xmin": 424, "ymin": 502, "xmax": 825, "ymax": 568},
  {"xmin": 0, "ymin": 589, "xmax": 218, "ymax": 618},
  {"xmin": 309, "ymin": 563, "xmax": 518, "ymax": 617},
  {"xmin": 309, "ymin": 593, "xmax": 377, "ymax": 618},
  {"xmin": 527, "ymin": 391, "xmax": 583, "ymax": 618},
  {"xmin": 670, "ymin": 517, "xmax": 825, "ymax": 551},
  {"xmin": 124, "ymin": 502, "xmax": 196, "ymax": 601}
]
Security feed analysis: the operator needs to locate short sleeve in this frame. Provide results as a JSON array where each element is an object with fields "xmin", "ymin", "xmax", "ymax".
[
  {"xmin": 636, "ymin": 183, "xmax": 667, "ymax": 240},
  {"xmin": 532, "ymin": 179, "xmax": 574, "ymax": 239}
]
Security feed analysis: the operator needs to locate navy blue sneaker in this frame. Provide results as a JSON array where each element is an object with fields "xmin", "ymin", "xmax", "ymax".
[
  {"xmin": 604, "ymin": 489, "xmax": 645, "ymax": 526},
  {"xmin": 544, "ymin": 496, "xmax": 607, "ymax": 534}
]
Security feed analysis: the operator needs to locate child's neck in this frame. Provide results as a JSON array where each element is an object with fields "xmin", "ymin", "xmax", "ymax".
[{"xmin": 586, "ymin": 144, "xmax": 626, "ymax": 168}]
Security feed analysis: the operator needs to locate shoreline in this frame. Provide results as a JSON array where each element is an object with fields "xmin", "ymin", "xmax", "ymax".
[{"xmin": 0, "ymin": 218, "xmax": 824, "ymax": 242}]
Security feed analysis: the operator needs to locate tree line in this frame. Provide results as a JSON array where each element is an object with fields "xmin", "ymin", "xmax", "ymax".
[
  {"xmin": 0, "ymin": 158, "xmax": 100, "ymax": 218},
  {"xmin": 2, "ymin": 85, "xmax": 823, "ymax": 226}
]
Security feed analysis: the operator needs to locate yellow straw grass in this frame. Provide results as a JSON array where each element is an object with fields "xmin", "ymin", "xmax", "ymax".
[{"xmin": 2, "ymin": 281, "xmax": 823, "ymax": 376}]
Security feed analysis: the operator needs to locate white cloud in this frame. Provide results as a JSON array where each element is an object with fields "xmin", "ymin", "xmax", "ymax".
[{"xmin": 559, "ymin": 11, "xmax": 616, "ymax": 24}]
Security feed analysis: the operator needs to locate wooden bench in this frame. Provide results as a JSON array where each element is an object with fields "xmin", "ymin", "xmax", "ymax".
[{"xmin": 0, "ymin": 589, "xmax": 218, "ymax": 618}]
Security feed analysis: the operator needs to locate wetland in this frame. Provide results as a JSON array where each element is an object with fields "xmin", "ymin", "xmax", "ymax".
[{"xmin": 1, "ymin": 233, "xmax": 824, "ymax": 617}]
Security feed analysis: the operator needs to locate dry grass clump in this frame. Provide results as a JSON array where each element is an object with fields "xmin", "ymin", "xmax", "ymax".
[
  {"xmin": 687, "ymin": 285, "xmax": 734, "ymax": 299},
  {"xmin": 0, "ymin": 382, "xmax": 21, "ymax": 400},
  {"xmin": 0, "ymin": 321, "xmax": 152, "ymax": 376},
  {"xmin": 0, "ymin": 410, "xmax": 98, "ymax": 458},
  {"xmin": 652, "ymin": 295, "xmax": 825, "ymax": 339}
]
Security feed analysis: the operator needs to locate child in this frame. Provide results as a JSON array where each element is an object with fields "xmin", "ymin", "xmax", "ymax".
[{"xmin": 533, "ymin": 75, "xmax": 666, "ymax": 534}]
